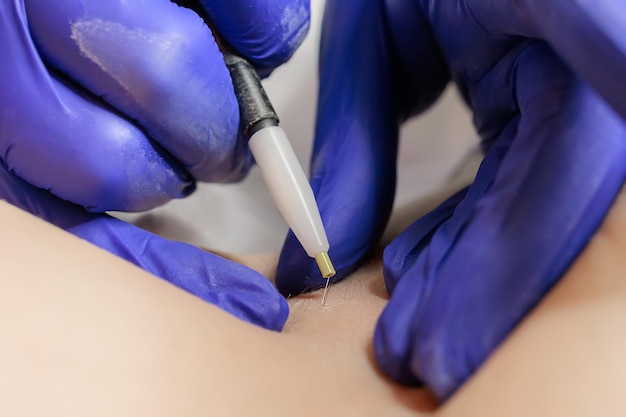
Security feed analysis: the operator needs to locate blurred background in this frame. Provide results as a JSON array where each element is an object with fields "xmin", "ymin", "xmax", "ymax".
[{"xmin": 118, "ymin": 0, "xmax": 480, "ymax": 253}]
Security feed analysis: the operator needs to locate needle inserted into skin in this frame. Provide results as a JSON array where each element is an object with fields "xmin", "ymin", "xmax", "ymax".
[
  {"xmin": 316, "ymin": 252, "xmax": 336, "ymax": 305},
  {"xmin": 322, "ymin": 277, "xmax": 332, "ymax": 305}
]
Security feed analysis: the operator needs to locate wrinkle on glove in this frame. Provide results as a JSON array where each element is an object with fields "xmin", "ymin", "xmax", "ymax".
[
  {"xmin": 1, "ymin": 0, "xmax": 308, "ymax": 212},
  {"xmin": 0, "ymin": 160, "xmax": 289, "ymax": 331}
]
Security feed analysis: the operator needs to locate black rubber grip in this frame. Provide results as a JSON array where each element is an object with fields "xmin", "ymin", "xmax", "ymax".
[{"xmin": 223, "ymin": 53, "xmax": 279, "ymax": 138}]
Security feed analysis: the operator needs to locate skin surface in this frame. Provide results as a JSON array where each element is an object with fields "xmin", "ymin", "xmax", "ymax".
[{"xmin": 1, "ymin": 191, "xmax": 626, "ymax": 416}]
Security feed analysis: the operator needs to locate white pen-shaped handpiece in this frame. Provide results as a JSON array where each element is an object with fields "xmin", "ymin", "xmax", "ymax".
[
  {"xmin": 223, "ymin": 52, "xmax": 336, "ymax": 281},
  {"xmin": 249, "ymin": 126, "xmax": 334, "ymax": 277}
]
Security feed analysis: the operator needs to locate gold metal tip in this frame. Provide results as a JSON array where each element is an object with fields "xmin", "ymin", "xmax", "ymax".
[{"xmin": 314, "ymin": 251, "xmax": 336, "ymax": 279}]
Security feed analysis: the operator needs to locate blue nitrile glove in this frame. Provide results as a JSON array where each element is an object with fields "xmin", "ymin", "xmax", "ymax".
[
  {"xmin": 276, "ymin": 0, "xmax": 626, "ymax": 400},
  {"xmin": 1, "ymin": 0, "xmax": 309, "ymax": 212},
  {"xmin": 0, "ymin": 160, "xmax": 289, "ymax": 330}
]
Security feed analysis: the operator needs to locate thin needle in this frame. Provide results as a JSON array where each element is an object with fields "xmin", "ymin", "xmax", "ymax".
[
  {"xmin": 322, "ymin": 277, "xmax": 331, "ymax": 305},
  {"xmin": 315, "ymin": 251, "xmax": 336, "ymax": 305}
]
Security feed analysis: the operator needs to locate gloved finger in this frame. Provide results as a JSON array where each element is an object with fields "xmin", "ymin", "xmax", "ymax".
[
  {"xmin": 376, "ymin": 119, "xmax": 519, "ymax": 388},
  {"xmin": 1, "ymin": 3, "xmax": 193, "ymax": 212},
  {"xmin": 274, "ymin": 0, "xmax": 454, "ymax": 296},
  {"xmin": 0, "ymin": 160, "xmax": 289, "ymax": 331},
  {"xmin": 468, "ymin": 0, "xmax": 626, "ymax": 120},
  {"xmin": 197, "ymin": 0, "xmax": 310, "ymax": 76},
  {"xmin": 274, "ymin": 0, "xmax": 401, "ymax": 296},
  {"xmin": 375, "ymin": 43, "xmax": 626, "ymax": 400},
  {"xmin": 24, "ymin": 0, "xmax": 252, "ymax": 187},
  {"xmin": 275, "ymin": 0, "xmax": 453, "ymax": 296}
]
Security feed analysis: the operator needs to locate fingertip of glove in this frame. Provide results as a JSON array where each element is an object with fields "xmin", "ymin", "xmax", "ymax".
[
  {"xmin": 275, "ymin": 234, "xmax": 326, "ymax": 296},
  {"xmin": 374, "ymin": 271, "xmax": 477, "ymax": 401},
  {"xmin": 204, "ymin": 259, "xmax": 289, "ymax": 331},
  {"xmin": 180, "ymin": 179, "xmax": 196, "ymax": 198},
  {"xmin": 373, "ymin": 319, "xmax": 424, "ymax": 387},
  {"xmin": 275, "ymin": 231, "xmax": 362, "ymax": 296},
  {"xmin": 228, "ymin": 287, "xmax": 289, "ymax": 331},
  {"xmin": 265, "ymin": 295, "xmax": 290, "ymax": 331}
]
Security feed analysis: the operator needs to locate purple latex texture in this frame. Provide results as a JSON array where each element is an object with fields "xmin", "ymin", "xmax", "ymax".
[
  {"xmin": 276, "ymin": 0, "xmax": 626, "ymax": 400},
  {"xmin": 0, "ymin": 160, "xmax": 289, "ymax": 331},
  {"xmin": 0, "ymin": 0, "xmax": 309, "ymax": 212}
]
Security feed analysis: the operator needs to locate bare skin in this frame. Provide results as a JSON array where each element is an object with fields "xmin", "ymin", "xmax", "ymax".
[{"xmin": 1, "ymin": 188, "xmax": 626, "ymax": 416}]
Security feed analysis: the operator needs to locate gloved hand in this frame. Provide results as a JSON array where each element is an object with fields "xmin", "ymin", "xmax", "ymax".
[
  {"xmin": 0, "ymin": 160, "xmax": 289, "ymax": 330},
  {"xmin": 0, "ymin": 0, "xmax": 309, "ymax": 212},
  {"xmin": 276, "ymin": 0, "xmax": 626, "ymax": 400},
  {"xmin": 0, "ymin": 0, "xmax": 308, "ymax": 330}
]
